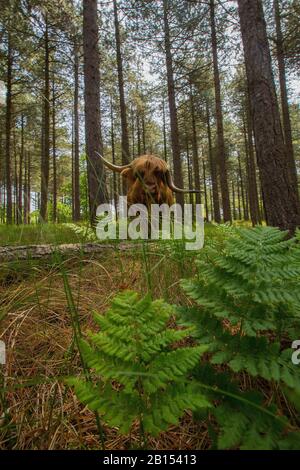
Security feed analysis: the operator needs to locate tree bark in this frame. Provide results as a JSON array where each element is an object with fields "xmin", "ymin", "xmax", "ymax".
[
  {"xmin": 202, "ymin": 157, "xmax": 209, "ymax": 221},
  {"xmin": 5, "ymin": 33, "xmax": 13, "ymax": 225},
  {"xmin": 210, "ymin": 0, "xmax": 231, "ymax": 222},
  {"xmin": 23, "ymin": 149, "xmax": 28, "ymax": 224},
  {"xmin": 274, "ymin": 0, "xmax": 298, "ymax": 192},
  {"xmin": 237, "ymin": 0, "xmax": 300, "ymax": 232},
  {"xmin": 17, "ymin": 114, "xmax": 24, "ymax": 224},
  {"xmin": 83, "ymin": 0, "xmax": 107, "ymax": 225},
  {"xmin": 40, "ymin": 16, "xmax": 50, "ymax": 222},
  {"xmin": 113, "ymin": 0, "xmax": 130, "ymax": 165},
  {"xmin": 52, "ymin": 73, "xmax": 57, "ymax": 223},
  {"xmin": 162, "ymin": 98, "xmax": 168, "ymax": 162},
  {"xmin": 206, "ymin": 100, "xmax": 220, "ymax": 222},
  {"xmin": 163, "ymin": 0, "xmax": 184, "ymax": 207},
  {"xmin": 243, "ymin": 103, "xmax": 260, "ymax": 225},
  {"xmin": 110, "ymin": 98, "xmax": 118, "ymax": 213},
  {"xmin": 73, "ymin": 41, "xmax": 80, "ymax": 221},
  {"xmin": 190, "ymin": 88, "xmax": 201, "ymax": 204}
]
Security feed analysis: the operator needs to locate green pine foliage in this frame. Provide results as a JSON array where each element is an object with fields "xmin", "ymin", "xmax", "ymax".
[
  {"xmin": 67, "ymin": 291, "xmax": 210, "ymax": 439},
  {"xmin": 179, "ymin": 226, "xmax": 300, "ymax": 449}
]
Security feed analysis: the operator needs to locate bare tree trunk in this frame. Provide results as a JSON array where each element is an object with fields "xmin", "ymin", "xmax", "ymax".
[
  {"xmin": 163, "ymin": 0, "xmax": 184, "ymax": 207},
  {"xmin": 17, "ymin": 114, "xmax": 24, "ymax": 224},
  {"xmin": 206, "ymin": 100, "xmax": 220, "ymax": 222},
  {"xmin": 190, "ymin": 88, "xmax": 201, "ymax": 204},
  {"xmin": 110, "ymin": 98, "xmax": 118, "ymax": 213},
  {"xmin": 23, "ymin": 149, "xmax": 28, "ymax": 224},
  {"xmin": 142, "ymin": 115, "xmax": 146, "ymax": 153},
  {"xmin": 202, "ymin": 157, "xmax": 209, "ymax": 221},
  {"xmin": 237, "ymin": 151, "xmax": 247, "ymax": 219},
  {"xmin": 27, "ymin": 151, "xmax": 31, "ymax": 223},
  {"xmin": 237, "ymin": 0, "xmax": 300, "ymax": 232},
  {"xmin": 162, "ymin": 98, "xmax": 168, "ymax": 162},
  {"xmin": 232, "ymin": 180, "xmax": 236, "ymax": 220},
  {"xmin": 41, "ymin": 20, "xmax": 50, "ymax": 223},
  {"xmin": 274, "ymin": 0, "xmax": 298, "ymax": 192},
  {"xmin": 113, "ymin": 0, "xmax": 130, "ymax": 165},
  {"xmin": 52, "ymin": 73, "xmax": 57, "ymax": 223},
  {"xmin": 243, "ymin": 104, "xmax": 260, "ymax": 225},
  {"xmin": 73, "ymin": 42, "xmax": 80, "ymax": 221},
  {"xmin": 83, "ymin": 0, "xmax": 107, "ymax": 226},
  {"xmin": 137, "ymin": 114, "xmax": 141, "ymax": 156},
  {"xmin": 131, "ymin": 107, "xmax": 135, "ymax": 157},
  {"xmin": 13, "ymin": 131, "xmax": 18, "ymax": 224},
  {"xmin": 185, "ymin": 129, "xmax": 194, "ymax": 212},
  {"xmin": 40, "ymin": 17, "xmax": 50, "ymax": 222},
  {"xmin": 5, "ymin": 33, "xmax": 13, "ymax": 224},
  {"xmin": 237, "ymin": 174, "xmax": 242, "ymax": 219},
  {"xmin": 210, "ymin": 0, "xmax": 231, "ymax": 222}
]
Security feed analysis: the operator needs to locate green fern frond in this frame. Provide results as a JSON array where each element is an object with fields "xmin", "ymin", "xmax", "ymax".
[{"xmin": 67, "ymin": 290, "xmax": 210, "ymax": 439}]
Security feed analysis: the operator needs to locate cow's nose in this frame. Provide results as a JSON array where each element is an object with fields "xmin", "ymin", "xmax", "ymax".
[{"xmin": 146, "ymin": 184, "xmax": 157, "ymax": 193}]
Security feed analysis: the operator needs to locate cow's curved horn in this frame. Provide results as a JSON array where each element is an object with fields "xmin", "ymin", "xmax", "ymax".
[
  {"xmin": 166, "ymin": 170, "xmax": 201, "ymax": 193},
  {"xmin": 95, "ymin": 152, "xmax": 131, "ymax": 173}
]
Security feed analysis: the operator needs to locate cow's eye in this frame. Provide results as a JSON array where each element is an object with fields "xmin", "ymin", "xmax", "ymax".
[{"xmin": 155, "ymin": 171, "xmax": 164, "ymax": 179}]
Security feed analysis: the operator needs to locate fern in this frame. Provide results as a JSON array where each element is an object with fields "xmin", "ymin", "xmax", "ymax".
[
  {"xmin": 179, "ymin": 226, "xmax": 300, "ymax": 449},
  {"xmin": 67, "ymin": 290, "xmax": 210, "ymax": 441}
]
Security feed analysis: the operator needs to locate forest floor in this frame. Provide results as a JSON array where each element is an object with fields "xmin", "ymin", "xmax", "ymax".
[{"xmin": 0, "ymin": 221, "xmax": 292, "ymax": 450}]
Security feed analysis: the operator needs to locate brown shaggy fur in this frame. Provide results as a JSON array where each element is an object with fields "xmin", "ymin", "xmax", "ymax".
[{"xmin": 121, "ymin": 155, "xmax": 174, "ymax": 206}]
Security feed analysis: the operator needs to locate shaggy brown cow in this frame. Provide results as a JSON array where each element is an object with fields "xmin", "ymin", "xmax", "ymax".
[{"xmin": 96, "ymin": 153, "xmax": 200, "ymax": 206}]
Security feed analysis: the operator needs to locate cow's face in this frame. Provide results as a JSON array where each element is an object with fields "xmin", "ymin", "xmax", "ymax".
[
  {"xmin": 96, "ymin": 152, "xmax": 200, "ymax": 206},
  {"xmin": 121, "ymin": 155, "xmax": 174, "ymax": 206}
]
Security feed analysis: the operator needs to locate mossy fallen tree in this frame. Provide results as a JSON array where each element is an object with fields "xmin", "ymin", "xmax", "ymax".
[{"xmin": 0, "ymin": 243, "xmax": 132, "ymax": 262}]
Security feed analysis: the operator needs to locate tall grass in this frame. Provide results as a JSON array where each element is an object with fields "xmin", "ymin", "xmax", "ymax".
[{"xmin": 0, "ymin": 223, "xmax": 94, "ymax": 246}]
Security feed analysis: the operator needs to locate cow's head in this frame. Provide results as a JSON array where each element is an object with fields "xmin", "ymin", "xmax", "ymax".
[{"xmin": 96, "ymin": 153, "xmax": 200, "ymax": 206}]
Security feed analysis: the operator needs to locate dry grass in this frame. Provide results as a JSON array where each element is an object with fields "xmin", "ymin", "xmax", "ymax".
[
  {"xmin": 0, "ymin": 247, "xmax": 209, "ymax": 450},
  {"xmin": 1, "ymin": 237, "xmax": 297, "ymax": 450}
]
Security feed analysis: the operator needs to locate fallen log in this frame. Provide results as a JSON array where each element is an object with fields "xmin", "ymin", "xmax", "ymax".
[{"xmin": 0, "ymin": 242, "xmax": 132, "ymax": 262}]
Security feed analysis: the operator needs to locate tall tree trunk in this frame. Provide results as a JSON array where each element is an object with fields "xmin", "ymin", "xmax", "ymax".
[
  {"xmin": 13, "ymin": 131, "xmax": 18, "ymax": 224},
  {"xmin": 18, "ymin": 114, "xmax": 24, "ymax": 224},
  {"xmin": 137, "ymin": 114, "xmax": 141, "ymax": 156},
  {"xmin": 142, "ymin": 115, "xmax": 146, "ymax": 153},
  {"xmin": 163, "ymin": 0, "xmax": 184, "ymax": 207},
  {"xmin": 237, "ymin": 151, "xmax": 247, "ymax": 219},
  {"xmin": 23, "ymin": 149, "xmax": 28, "ymax": 224},
  {"xmin": 243, "ymin": 104, "xmax": 260, "ymax": 225},
  {"xmin": 52, "ymin": 74, "xmax": 57, "ymax": 223},
  {"xmin": 190, "ymin": 88, "xmax": 201, "ymax": 204},
  {"xmin": 27, "ymin": 151, "xmax": 31, "ymax": 223},
  {"xmin": 202, "ymin": 157, "xmax": 209, "ymax": 221},
  {"xmin": 40, "ymin": 17, "xmax": 50, "ymax": 222},
  {"xmin": 237, "ymin": 0, "xmax": 300, "ymax": 232},
  {"xmin": 83, "ymin": 0, "xmax": 107, "ymax": 225},
  {"xmin": 232, "ymin": 180, "xmax": 236, "ymax": 220},
  {"xmin": 5, "ymin": 33, "xmax": 13, "ymax": 224},
  {"xmin": 206, "ymin": 100, "xmax": 220, "ymax": 222},
  {"xmin": 210, "ymin": 0, "xmax": 231, "ymax": 222},
  {"xmin": 162, "ymin": 98, "xmax": 168, "ymax": 162},
  {"xmin": 110, "ymin": 98, "xmax": 117, "ymax": 213},
  {"xmin": 131, "ymin": 107, "xmax": 135, "ymax": 157},
  {"xmin": 237, "ymin": 174, "xmax": 242, "ymax": 219},
  {"xmin": 185, "ymin": 128, "xmax": 194, "ymax": 211},
  {"xmin": 113, "ymin": 0, "xmax": 130, "ymax": 165},
  {"xmin": 274, "ymin": 0, "xmax": 298, "ymax": 192},
  {"xmin": 73, "ymin": 42, "xmax": 80, "ymax": 221}
]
